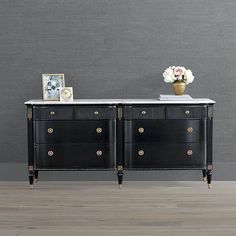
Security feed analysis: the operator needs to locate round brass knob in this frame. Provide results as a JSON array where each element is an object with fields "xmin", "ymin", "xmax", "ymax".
[
  {"xmin": 96, "ymin": 150, "xmax": 103, "ymax": 156},
  {"xmin": 187, "ymin": 150, "xmax": 193, "ymax": 156},
  {"xmin": 48, "ymin": 128, "xmax": 54, "ymax": 134},
  {"xmin": 138, "ymin": 127, "xmax": 145, "ymax": 133},
  {"xmin": 187, "ymin": 127, "xmax": 193, "ymax": 133},
  {"xmin": 96, "ymin": 127, "xmax": 102, "ymax": 133},
  {"xmin": 185, "ymin": 110, "xmax": 190, "ymax": 115},
  {"xmin": 48, "ymin": 150, "xmax": 54, "ymax": 156},
  {"xmin": 94, "ymin": 111, "xmax": 99, "ymax": 115},
  {"xmin": 50, "ymin": 111, "xmax": 55, "ymax": 115},
  {"xmin": 138, "ymin": 150, "xmax": 144, "ymax": 156},
  {"xmin": 141, "ymin": 110, "xmax": 146, "ymax": 115}
]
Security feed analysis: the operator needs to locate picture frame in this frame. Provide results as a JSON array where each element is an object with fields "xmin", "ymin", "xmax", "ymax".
[
  {"xmin": 42, "ymin": 74, "xmax": 65, "ymax": 101},
  {"xmin": 60, "ymin": 87, "xmax": 73, "ymax": 102}
]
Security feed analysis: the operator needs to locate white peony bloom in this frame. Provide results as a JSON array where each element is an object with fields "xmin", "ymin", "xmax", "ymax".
[
  {"xmin": 184, "ymin": 69, "xmax": 194, "ymax": 84},
  {"xmin": 163, "ymin": 67, "xmax": 175, "ymax": 83}
]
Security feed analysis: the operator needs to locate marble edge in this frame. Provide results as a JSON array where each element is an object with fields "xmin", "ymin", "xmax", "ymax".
[{"xmin": 24, "ymin": 98, "xmax": 216, "ymax": 105}]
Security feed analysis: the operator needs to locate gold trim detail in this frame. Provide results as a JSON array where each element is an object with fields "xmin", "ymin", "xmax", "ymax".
[
  {"xmin": 27, "ymin": 107, "xmax": 32, "ymax": 120},
  {"xmin": 118, "ymin": 107, "xmax": 122, "ymax": 120},
  {"xmin": 28, "ymin": 165, "xmax": 34, "ymax": 171},
  {"xmin": 207, "ymin": 164, "xmax": 213, "ymax": 170},
  {"xmin": 117, "ymin": 165, "xmax": 123, "ymax": 171}
]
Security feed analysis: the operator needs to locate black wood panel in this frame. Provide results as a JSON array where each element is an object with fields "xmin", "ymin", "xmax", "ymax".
[
  {"xmin": 123, "ymin": 106, "xmax": 165, "ymax": 119},
  {"xmin": 124, "ymin": 143, "xmax": 206, "ymax": 169},
  {"xmin": 166, "ymin": 105, "xmax": 207, "ymax": 119},
  {"xmin": 35, "ymin": 120, "xmax": 116, "ymax": 144},
  {"xmin": 124, "ymin": 119, "xmax": 206, "ymax": 143},
  {"xmin": 35, "ymin": 143, "xmax": 115, "ymax": 169},
  {"xmin": 33, "ymin": 106, "xmax": 74, "ymax": 120},
  {"xmin": 75, "ymin": 106, "xmax": 116, "ymax": 120}
]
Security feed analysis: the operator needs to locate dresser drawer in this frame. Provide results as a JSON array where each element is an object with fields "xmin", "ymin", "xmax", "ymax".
[
  {"xmin": 166, "ymin": 106, "xmax": 207, "ymax": 119},
  {"xmin": 75, "ymin": 106, "xmax": 116, "ymax": 120},
  {"xmin": 124, "ymin": 119, "xmax": 206, "ymax": 143},
  {"xmin": 125, "ymin": 143, "xmax": 206, "ymax": 169},
  {"xmin": 35, "ymin": 120, "xmax": 116, "ymax": 144},
  {"xmin": 33, "ymin": 106, "xmax": 74, "ymax": 120},
  {"xmin": 35, "ymin": 143, "xmax": 115, "ymax": 169},
  {"xmin": 123, "ymin": 106, "xmax": 165, "ymax": 119}
]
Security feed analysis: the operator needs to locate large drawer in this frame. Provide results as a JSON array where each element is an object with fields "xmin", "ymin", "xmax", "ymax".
[
  {"xmin": 166, "ymin": 105, "xmax": 207, "ymax": 119},
  {"xmin": 124, "ymin": 119, "xmax": 206, "ymax": 143},
  {"xmin": 33, "ymin": 106, "xmax": 74, "ymax": 120},
  {"xmin": 35, "ymin": 120, "xmax": 116, "ymax": 144},
  {"xmin": 75, "ymin": 106, "xmax": 116, "ymax": 120},
  {"xmin": 125, "ymin": 143, "xmax": 206, "ymax": 169},
  {"xmin": 123, "ymin": 106, "xmax": 165, "ymax": 119},
  {"xmin": 35, "ymin": 143, "xmax": 115, "ymax": 169}
]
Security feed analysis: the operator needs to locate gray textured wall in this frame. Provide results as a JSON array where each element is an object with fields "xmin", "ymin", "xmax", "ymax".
[{"xmin": 0, "ymin": 0, "xmax": 235, "ymax": 180}]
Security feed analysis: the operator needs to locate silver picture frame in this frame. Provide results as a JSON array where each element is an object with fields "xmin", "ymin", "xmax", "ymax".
[{"xmin": 42, "ymin": 74, "xmax": 65, "ymax": 101}]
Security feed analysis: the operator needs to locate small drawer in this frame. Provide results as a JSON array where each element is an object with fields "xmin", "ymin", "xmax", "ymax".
[
  {"xmin": 166, "ymin": 106, "xmax": 207, "ymax": 119},
  {"xmin": 75, "ymin": 106, "xmax": 116, "ymax": 120},
  {"xmin": 123, "ymin": 106, "xmax": 165, "ymax": 119},
  {"xmin": 33, "ymin": 106, "xmax": 74, "ymax": 120}
]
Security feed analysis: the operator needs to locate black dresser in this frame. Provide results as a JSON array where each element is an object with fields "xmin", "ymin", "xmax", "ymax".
[{"xmin": 25, "ymin": 99, "xmax": 215, "ymax": 189}]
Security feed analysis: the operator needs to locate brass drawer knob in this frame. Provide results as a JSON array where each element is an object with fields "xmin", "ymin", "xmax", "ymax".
[
  {"xmin": 138, "ymin": 150, "xmax": 145, "ymax": 156},
  {"xmin": 48, "ymin": 150, "xmax": 54, "ymax": 157},
  {"xmin": 96, "ymin": 150, "xmax": 103, "ymax": 156},
  {"xmin": 50, "ymin": 111, "xmax": 55, "ymax": 115},
  {"xmin": 185, "ymin": 110, "xmax": 190, "ymax": 115},
  {"xmin": 187, "ymin": 127, "xmax": 193, "ymax": 133},
  {"xmin": 96, "ymin": 127, "xmax": 102, "ymax": 133},
  {"xmin": 141, "ymin": 110, "xmax": 146, "ymax": 115},
  {"xmin": 47, "ymin": 128, "xmax": 54, "ymax": 134},
  {"xmin": 94, "ymin": 111, "xmax": 99, "ymax": 115},
  {"xmin": 138, "ymin": 127, "xmax": 145, "ymax": 133},
  {"xmin": 187, "ymin": 150, "xmax": 193, "ymax": 156}
]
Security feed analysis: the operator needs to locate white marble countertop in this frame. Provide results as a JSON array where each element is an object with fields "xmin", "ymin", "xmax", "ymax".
[{"xmin": 25, "ymin": 98, "xmax": 215, "ymax": 105}]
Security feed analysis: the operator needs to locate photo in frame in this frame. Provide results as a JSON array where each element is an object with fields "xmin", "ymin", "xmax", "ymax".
[{"xmin": 42, "ymin": 74, "xmax": 65, "ymax": 101}]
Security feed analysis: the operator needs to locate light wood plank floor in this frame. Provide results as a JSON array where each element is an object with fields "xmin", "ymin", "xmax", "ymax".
[{"xmin": 0, "ymin": 181, "xmax": 236, "ymax": 236}]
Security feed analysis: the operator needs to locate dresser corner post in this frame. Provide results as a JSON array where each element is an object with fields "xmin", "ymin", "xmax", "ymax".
[
  {"xmin": 27, "ymin": 105, "xmax": 35, "ymax": 189},
  {"xmin": 116, "ymin": 104, "xmax": 124, "ymax": 189},
  {"xmin": 206, "ymin": 104, "xmax": 214, "ymax": 189}
]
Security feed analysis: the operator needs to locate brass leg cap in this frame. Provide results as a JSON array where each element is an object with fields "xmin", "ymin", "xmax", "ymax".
[
  {"xmin": 119, "ymin": 184, "xmax": 122, "ymax": 189},
  {"xmin": 208, "ymin": 184, "xmax": 211, "ymax": 189}
]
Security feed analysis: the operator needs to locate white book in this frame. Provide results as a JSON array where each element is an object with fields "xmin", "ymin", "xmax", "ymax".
[{"xmin": 159, "ymin": 94, "xmax": 193, "ymax": 100}]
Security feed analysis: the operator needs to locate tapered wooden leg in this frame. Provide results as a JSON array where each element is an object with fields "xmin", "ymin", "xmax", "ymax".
[
  {"xmin": 117, "ymin": 165, "xmax": 124, "ymax": 189},
  {"xmin": 34, "ymin": 170, "xmax": 38, "ymax": 183},
  {"xmin": 202, "ymin": 170, "xmax": 207, "ymax": 182},
  {"xmin": 29, "ymin": 175, "xmax": 34, "ymax": 189},
  {"xmin": 207, "ymin": 170, "xmax": 212, "ymax": 189}
]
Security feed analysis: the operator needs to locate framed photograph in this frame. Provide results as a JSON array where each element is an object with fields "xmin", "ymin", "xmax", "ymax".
[
  {"xmin": 42, "ymin": 74, "xmax": 65, "ymax": 101},
  {"xmin": 60, "ymin": 87, "xmax": 73, "ymax": 102}
]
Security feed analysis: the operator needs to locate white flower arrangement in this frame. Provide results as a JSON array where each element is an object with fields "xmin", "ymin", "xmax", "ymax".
[{"xmin": 163, "ymin": 66, "xmax": 194, "ymax": 85}]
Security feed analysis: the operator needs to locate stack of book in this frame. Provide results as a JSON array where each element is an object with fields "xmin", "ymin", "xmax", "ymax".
[{"xmin": 159, "ymin": 94, "xmax": 193, "ymax": 101}]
